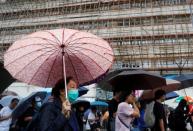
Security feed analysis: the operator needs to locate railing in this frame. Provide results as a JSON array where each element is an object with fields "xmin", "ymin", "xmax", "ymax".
[
  {"xmin": 0, "ymin": 23, "xmax": 192, "ymax": 44},
  {"xmin": 0, "ymin": 0, "xmax": 188, "ymax": 14},
  {"xmin": 0, "ymin": 5, "xmax": 191, "ymax": 28}
]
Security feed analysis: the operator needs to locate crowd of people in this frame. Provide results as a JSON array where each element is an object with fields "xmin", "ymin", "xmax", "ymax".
[
  {"xmin": 0, "ymin": 77, "xmax": 192, "ymax": 131},
  {"xmin": 108, "ymin": 89, "xmax": 193, "ymax": 131}
]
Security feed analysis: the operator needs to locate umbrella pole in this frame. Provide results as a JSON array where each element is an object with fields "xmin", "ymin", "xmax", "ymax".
[{"xmin": 62, "ymin": 52, "xmax": 68, "ymax": 99}]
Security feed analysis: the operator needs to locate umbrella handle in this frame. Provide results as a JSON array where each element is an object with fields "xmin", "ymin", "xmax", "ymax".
[{"xmin": 62, "ymin": 52, "xmax": 68, "ymax": 99}]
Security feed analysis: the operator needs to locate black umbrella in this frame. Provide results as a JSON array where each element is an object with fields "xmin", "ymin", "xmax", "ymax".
[
  {"xmin": 98, "ymin": 68, "xmax": 137, "ymax": 91},
  {"xmin": 172, "ymin": 74, "xmax": 193, "ymax": 89},
  {"xmin": 72, "ymin": 100, "xmax": 90, "ymax": 112},
  {"xmin": 12, "ymin": 91, "xmax": 47, "ymax": 121},
  {"xmin": 165, "ymin": 92, "xmax": 179, "ymax": 100},
  {"xmin": 0, "ymin": 62, "xmax": 15, "ymax": 93},
  {"xmin": 78, "ymin": 86, "xmax": 89, "ymax": 97},
  {"xmin": 109, "ymin": 70, "xmax": 166, "ymax": 90}
]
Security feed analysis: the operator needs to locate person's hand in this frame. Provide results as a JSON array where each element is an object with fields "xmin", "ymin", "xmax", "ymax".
[
  {"xmin": 24, "ymin": 116, "xmax": 33, "ymax": 121},
  {"xmin": 62, "ymin": 100, "xmax": 71, "ymax": 118},
  {"xmin": 63, "ymin": 100, "xmax": 71, "ymax": 111},
  {"xmin": 0, "ymin": 115, "xmax": 11, "ymax": 120}
]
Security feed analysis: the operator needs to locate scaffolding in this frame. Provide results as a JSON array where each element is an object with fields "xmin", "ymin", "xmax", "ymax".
[{"xmin": 0, "ymin": 0, "xmax": 193, "ymax": 74}]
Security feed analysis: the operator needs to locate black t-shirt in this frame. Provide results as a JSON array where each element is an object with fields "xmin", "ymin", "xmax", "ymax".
[
  {"xmin": 76, "ymin": 111, "xmax": 84, "ymax": 131},
  {"xmin": 174, "ymin": 107, "xmax": 188, "ymax": 130},
  {"xmin": 153, "ymin": 101, "xmax": 167, "ymax": 131},
  {"xmin": 108, "ymin": 98, "xmax": 119, "ymax": 120}
]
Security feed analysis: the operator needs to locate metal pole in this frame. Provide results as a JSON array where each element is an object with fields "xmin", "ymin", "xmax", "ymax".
[{"xmin": 62, "ymin": 50, "xmax": 68, "ymax": 99}]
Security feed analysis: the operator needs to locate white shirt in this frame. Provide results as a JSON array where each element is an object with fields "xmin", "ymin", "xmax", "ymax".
[
  {"xmin": 86, "ymin": 111, "xmax": 96, "ymax": 130},
  {"xmin": 0, "ymin": 106, "xmax": 13, "ymax": 131},
  {"xmin": 88, "ymin": 111, "xmax": 96, "ymax": 124},
  {"xmin": 116, "ymin": 102, "xmax": 134, "ymax": 131}
]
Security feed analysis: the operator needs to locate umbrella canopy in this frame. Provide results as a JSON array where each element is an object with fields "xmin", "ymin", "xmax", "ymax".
[
  {"xmin": 1, "ymin": 91, "xmax": 18, "ymax": 97},
  {"xmin": 91, "ymin": 101, "xmax": 108, "ymax": 107},
  {"xmin": 175, "ymin": 96, "xmax": 193, "ymax": 103},
  {"xmin": 109, "ymin": 70, "xmax": 166, "ymax": 90},
  {"xmin": 0, "ymin": 95, "xmax": 20, "ymax": 107},
  {"xmin": 165, "ymin": 92, "xmax": 179, "ymax": 100},
  {"xmin": 72, "ymin": 100, "xmax": 90, "ymax": 112},
  {"xmin": 172, "ymin": 74, "xmax": 193, "ymax": 89},
  {"xmin": 4, "ymin": 28, "xmax": 114, "ymax": 90},
  {"xmin": 0, "ymin": 62, "xmax": 15, "ymax": 94},
  {"xmin": 12, "ymin": 91, "xmax": 47, "ymax": 120},
  {"xmin": 78, "ymin": 86, "xmax": 89, "ymax": 97},
  {"xmin": 98, "ymin": 68, "xmax": 137, "ymax": 91},
  {"xmin": 140, "ymin": 79, "xmax": 181, "ymax": 100}
]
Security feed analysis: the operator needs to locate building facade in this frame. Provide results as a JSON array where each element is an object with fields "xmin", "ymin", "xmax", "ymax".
[{"xmin": 0, "ymin": 0, "xmax": 193, "ymax": 74}]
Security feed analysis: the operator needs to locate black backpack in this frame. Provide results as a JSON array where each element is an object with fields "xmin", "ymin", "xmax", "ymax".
[{"xmin": 168, "ymin": 110, "xmax": 176, "ymax": 130}]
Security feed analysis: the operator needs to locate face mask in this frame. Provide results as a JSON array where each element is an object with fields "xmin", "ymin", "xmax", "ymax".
[
  {"xmin": 68, "ymin": 89, "xmax": 79, "ymax": 103},
  {"xmin": 36, "ymin": 102, "xmax": 42, "ymax": 108}
]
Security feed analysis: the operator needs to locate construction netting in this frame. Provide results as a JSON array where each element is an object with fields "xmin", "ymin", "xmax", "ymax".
[{"xmin": 0, "ymin": 0, "xmax": 193, "ymax": 74}]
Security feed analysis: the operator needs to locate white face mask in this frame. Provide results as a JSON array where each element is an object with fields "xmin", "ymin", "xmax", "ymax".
[{"xmin": 36, "ymin": 101, "xmax": 42, "ymax": 107}]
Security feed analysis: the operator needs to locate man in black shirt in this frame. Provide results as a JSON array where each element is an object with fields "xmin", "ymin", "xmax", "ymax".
[
  {"xmin": 108, "ymin": 90, "xmax": 122, "ymax": 131},
  {"xmin": 152, "ymin": 89, "xmax": 167, "ymax": 131}
]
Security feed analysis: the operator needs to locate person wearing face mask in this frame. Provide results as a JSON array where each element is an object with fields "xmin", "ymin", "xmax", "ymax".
[
  {"xmin": 115, "ymin": 90, "xmax": 140, "ymax": 131},
  {"xmin": 25, "ymin": 77, "xmax": 79, "ymax": 131},
  {"xmin": 67, "ymin": 76, "xmax": 79, "ymax": 103}
]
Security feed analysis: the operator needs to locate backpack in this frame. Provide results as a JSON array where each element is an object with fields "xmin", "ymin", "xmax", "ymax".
[
  {"xmin": 168, "ymin": 110, "xmax": 176, "ymax": 130},
  {"xmin": 144, "ymin": 101, "xmax": 155, "ymax": 127}
]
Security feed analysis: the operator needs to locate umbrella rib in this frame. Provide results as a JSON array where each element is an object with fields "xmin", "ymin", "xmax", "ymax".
[
  {"xmin": 5, "ymin": 43, "xmax": 55, "ymax": 54},
  {"xmin": 68, "ymin": 42, "xmax": 112, "ymax": 52},
  {"xmin": 14, "ymin": 49, "xmax": 59, "ymax": 79},
  {"xmin": 27, "ymin": 49, "xmax": 60, "ymax": 85},
  {"xmin": 66, "ymin": 48, "xmax": 94, "ymax": 80},
  {"xmin": 42, "ymin": 30, "xmax": 61, "ymax": 45},
  {"xmin": 62, "ymin": 29, "xmax": 65, "ymax": 44},
  {"xmin": 21, "ymin": 36, "xmax": 60, "ymax": 46},
  {"xmin": 45, "ymin": 51, "xmax": 61, "ymax": 87},
  {"xmin": 63, "ymin": 31, "xmax": 80, "ymax": 46},
  {"xmin": 67, "ymin": 48, "xmax": 105, "ymax": 72},
  {"xmin": 64, "ymin": 49, "xmax": 79, "ymax": 85},
  {"xmin": 5, "ymin": 47, "xmax": 57, "ymax": 67},
  {"xmin": 66, "ymin": 36, "xmax": 103, "ymax": 46},
  {"xmin": 68, "ymin": 46, "xmax": 113, "ymax": 63}
]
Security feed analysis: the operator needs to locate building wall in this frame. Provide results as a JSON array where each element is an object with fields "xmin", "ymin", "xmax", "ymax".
[{"xmin": 0, "ymin": 0, "xmax": 193, "ymax": 74}]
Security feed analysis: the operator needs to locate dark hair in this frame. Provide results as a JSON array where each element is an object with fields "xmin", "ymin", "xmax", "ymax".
[
  {"xmin": 154, "ymin": 89, "xmax": 166, "ymax": 100},
  {"xmin": 66, "ymin": 76, "xmax": 74, "ymax": 84},
  {"xmin": 51, "ymin": 79, "xmax": 66, "ymax": 97},
  {"xmin": 120, "ymin": 90, "xmax": 132, "ymax": 102},
  {"xmin": 11, "ymin": 98, "xmax": 19, "ymax": 103},
  {"xmin": 91, "ymin": 106, "xmax": 97, "ymax": 111},
  {"xmin": 113, "ymin": 89, "xmax": 122, "ymax": 96}
]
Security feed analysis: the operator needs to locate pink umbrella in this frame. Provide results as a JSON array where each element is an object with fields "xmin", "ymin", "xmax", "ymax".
[
  {"xmin": 4, "ymin": 28, "xmax": 114, "ymax": 97},
  {"xmin": 140, "ymin": 79, "xmax": 181, "ymax": 100}
]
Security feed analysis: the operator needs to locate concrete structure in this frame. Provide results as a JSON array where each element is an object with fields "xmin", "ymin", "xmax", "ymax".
[{"xmin": 0, "ymin": 0, "xmax": 193, "ymax": 75}]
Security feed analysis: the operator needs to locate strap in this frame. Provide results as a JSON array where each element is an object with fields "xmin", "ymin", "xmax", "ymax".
[{"xmin": 118, "ymin": 115, "xmax": 131, "ymax": 129}]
